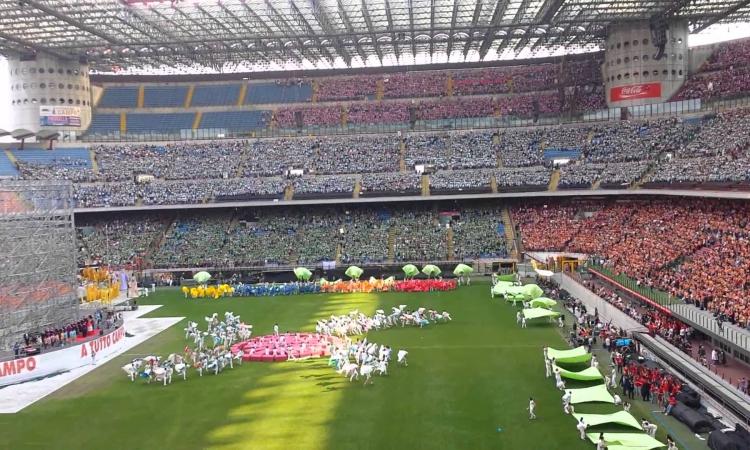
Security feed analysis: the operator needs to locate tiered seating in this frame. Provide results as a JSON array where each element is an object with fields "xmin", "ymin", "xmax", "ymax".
[
  {"xmin": 191, "ymin": 84, "xmax": 241, "ymax": 106},
  {"xmin": 14, "ymin": 148, "xmax": 93, "ymax": 182},
  {"xmin": 245, "ymin": 82, "xmax": 312, "ymax": 104},
  {"xmin": 87, "ymin": 114, "xmax": 121, "ymax": 135},
  {"xmin": 97, "ymin": 87, "xmax": 138, "ymax": 108},
  {"xmin": 200, "ymin": 111, "xmax": 269, "ymax": 131},
  {"xmin": 143, "ymin": 86, "xmax": 188, "ymax": 107},
  {"xmin": 126, "ymin": 113, "xmax": 195, "ymax": 133}
]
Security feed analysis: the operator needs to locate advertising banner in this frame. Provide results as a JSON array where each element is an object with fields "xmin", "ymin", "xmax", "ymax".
[
  {"xmin": 39, "ymin": 106, "xmax": 81, "ymax": 127},
  {"xmin": 610, "ymin": 82, "xmax": 662, "ymax": 102},
  {"xmin": 0, "ymin": 326, "xmax": 126, "ymax": 387}
]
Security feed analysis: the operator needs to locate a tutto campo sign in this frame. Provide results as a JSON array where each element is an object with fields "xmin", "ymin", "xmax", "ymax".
[
  {"xmin": 0, "ymin": 326, "xmax": 126, "ymax": 387},
  {"xmin": 610, "ymin": 82, "xmax": 662, "ymax": 102}
]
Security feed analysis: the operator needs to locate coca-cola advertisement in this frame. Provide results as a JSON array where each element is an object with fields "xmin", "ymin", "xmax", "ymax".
[{"xmin": 610, "ymin": 82, "xmax": 662, "ymax": 102}]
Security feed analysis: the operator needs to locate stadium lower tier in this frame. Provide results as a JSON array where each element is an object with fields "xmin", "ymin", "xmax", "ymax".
[{"xmin": 78, "ymin": 197, "xmax": 749, "ymax": 329}]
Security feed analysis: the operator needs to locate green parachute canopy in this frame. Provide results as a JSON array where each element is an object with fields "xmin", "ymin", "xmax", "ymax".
[
  {"xmin": 572, "ymin": 411, "xmax": 643, "ymax": 430},
  {"xmin": 453, "ymin": 263, "xmax": 473, "ymax": 276},
  {"xmin": 547, "ymin": 346, "xmax": 592, "ymax": 364},
  {"xmin": 345, "ymin": 266, "xmax": 364, "ymax": 280},
  {"xmin": 422, "ymin": 264, "xmax": 441, "ymax": 278},
  {"xmin": 293, "ymin": 267, "xmax": 312, "ymax": 281},
  {"xmin": 193, "ymin": 271, "xmax": 211, "ymax": 284},
  {"xmin": 530, "ymin": 297, "xmax": 558, "ymax": 309},
  {"xmin": 522, "ymin": 308, "xmax": 561, "ymax": 320},
  {"xmin": 568, "ymin": 384, "xmax": 616, "ymax": 404},
  {"xmin": 402, "ymin": 264, "xmax": 419, "ymax": 278}
]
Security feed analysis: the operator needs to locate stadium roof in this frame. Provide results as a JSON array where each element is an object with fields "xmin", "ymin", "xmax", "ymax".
[{"xmin": 1, "ymin": 0, "xmax": 749, "ymax": 73}]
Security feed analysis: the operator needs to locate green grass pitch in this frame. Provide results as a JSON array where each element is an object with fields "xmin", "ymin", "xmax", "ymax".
[{"xmin": 0, "ymin": 284, "xmax": 648, "ymax": 450}]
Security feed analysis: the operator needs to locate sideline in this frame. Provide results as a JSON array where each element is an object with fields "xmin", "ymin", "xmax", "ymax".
[{"xmin": 0, "ymin": 305, "xmax": 183, "ymax": 413}]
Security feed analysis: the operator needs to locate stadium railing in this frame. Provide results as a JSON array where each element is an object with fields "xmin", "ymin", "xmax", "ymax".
[{"xmin": 586, "ymin": 263, "xmax": 679, "ymax": 307}]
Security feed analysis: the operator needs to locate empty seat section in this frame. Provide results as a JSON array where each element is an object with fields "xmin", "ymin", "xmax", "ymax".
[
  {"xmin": 0, "ymin": 152, "xmax": 19, "ymax": 177},
  {"xmin": 192, "ymin": 84, "xmax": 241, "ymax": 106},
  {"xmin": 126, "ymin": 113, "xmax": 195, "ymax": 133},
  {"xmin": 98, "ymin": 87, "xmax": 138, "ymax": 108},
  {"xmin": 143, "ymin": 86, "xmax": 188, "ymax": 107},
  {"xmin": 87, "ymin": 114, "xmax": 121, "ymax": 134},
  {"xmin": 12, "ymin": 148, "xmax": 92, "ymax": 167},
  {"xmin": 245, "ymin": 82, "xmax": 312, "ymax": 104},
  {"xmin": 199, "ymin": 111, "xmax": 269, "ymax": 131}
]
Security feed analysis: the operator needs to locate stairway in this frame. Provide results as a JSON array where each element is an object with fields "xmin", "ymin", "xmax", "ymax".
[
  {"xmin": 335, "ymin": 243, "xmax": 342, "ymax": 264},
  {"xmin": 375, "ymin": 79, "xmax": 384, "ymax": 100},
  {"xmin": 490, "ymin": 174, "xmax": 498, "ymax": 193},
  {"xmin": 119, "ymin": 112, "xmax": 127, "ymax": 134},
  {"xmin": 136, "ymin": 85, "xmax": 145, "ymax": 108},
  {"xmin": 89, "ymin": 149, "xmax": 99, "ymax": 176},
  {"xmin": 548, "ymin": 169, "xmax": 561, "ymax": 191},
  {"xmin": 421, "ymin": 174, "xmax": 430, "ymax": 196},
  {"xmin": 237, "ymin": 84, "xmax": 248, "ymax": 106},
  {"xmin": 592, "ymin": 179, "xmax": 601, "ymax": 190},
  {"xmin": 311, "ymin": 80, "xmax": 319, "ymax": 103},
  {"xmin": 144, "ymin": 216, "xmax": 174, "ymax": 265},
  {"xmin": 284, "ymin": 184, "xmax": 294, "ymax": 200},
  {"xmin": 631, "ymin": 163, "xmax": 659, "ymax": 189},
  {"xmin": 192, "ymin": 111, "xmax": 203, "ymax": 130},
  {"xmin": 446, "ymin": 227, "xmax": 454, "ymax": 261},
  {"xmin": 399, "ymin": 139, "xmax": 407, "ymax": 172},
  {"xmin": 446, "ymin": 74, "xmax": 454, "ymax": 97},
  {"xmin": 387, "ymin": 227, "xmax": 396, "ymax": 263},
  {"xmin": 501, "ymin": 207, "xmax": 520, "ymax": 259},
  {"xmin": 4, "ymin": 149, "xmax": 17, "ymax": 167},
  {"xmin": 353, "ymin": 179, "xmax": 361, "ymax": 198},
  {"xmin": 341, "ymin": 106, "xmax": 348, "ymax": 127},
  {"xmin": 184, "ymin": 85, "xmax": 195, "ymax": 108}
]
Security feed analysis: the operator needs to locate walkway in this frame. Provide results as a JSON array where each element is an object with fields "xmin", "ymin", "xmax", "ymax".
[
  {"xmin": 668, "ymin": 303, "xmax": 750, "ymax": 352},
  {"xmin": 0, "ymin": 304, "xmax": 183, "ymax": 413}
]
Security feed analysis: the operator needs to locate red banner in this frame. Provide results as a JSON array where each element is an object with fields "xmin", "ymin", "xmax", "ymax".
[{"xmin": 610, "ymin": 82, "xmax": 662, "ymax": 102}]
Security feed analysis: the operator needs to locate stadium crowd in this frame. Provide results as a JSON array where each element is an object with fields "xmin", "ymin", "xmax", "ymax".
[{"xmin": 514, "ymin": 199, "xmax": 750, "ymax": 328}]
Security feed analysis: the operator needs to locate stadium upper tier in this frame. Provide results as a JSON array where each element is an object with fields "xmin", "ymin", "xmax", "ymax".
[
  {"xmin": 7, "ymin": 106, "xmax": 750, "ymax": 209},
  {"xmin": 83, "ymin": 37, "xmax": 750, "ymax": 139}
]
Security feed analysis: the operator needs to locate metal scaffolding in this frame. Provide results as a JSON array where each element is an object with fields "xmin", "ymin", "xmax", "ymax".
[
  {"xmin": 1, "ymin": 0, "xmax": 749, "ymax": 72},
  {"xmin": 0, "ymin": 180, "xmax": 79, "ymax": 352}
]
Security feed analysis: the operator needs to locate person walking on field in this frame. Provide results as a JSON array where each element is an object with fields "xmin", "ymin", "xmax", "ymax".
[
  {"xmin": 576, "ymin": 417, "xmax": 588, "ymax": 440},
  {"xmin": 527, "ymin": 397, "xmax": 536, "ymax": 419},
  {"xmin": 273, "ymin": 323, "xmax": 279, "ymax": 337}
]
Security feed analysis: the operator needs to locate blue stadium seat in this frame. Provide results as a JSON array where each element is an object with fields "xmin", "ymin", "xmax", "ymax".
[
  {"xmin": 87, "ymin": 114, "xmax": 121, "ymax": 134},
  {"xmin": 98, "ymin": 87, "xmax": 138, "ymax": 108},
  {"xmin": 12, "ymin": 148, "xmax": 92, "ymax": 167},
  {"xmin": 0, "ymin": 152, "xmax": 19, "ymax": 177},
  {"xmin": 199, "ymin": 111, "xmax": 269, "ymax": 131},
  {"xmin": 245, "ymin": 82, "xmax": 312, "ymax": 104},
  {"xmin": 143, "ymin": 86, "xmax": 188, "ymax": 107},
  {"xmin": 544, "ymin": 148, "xmax": 581, "ymax": 160},
  {"xmin": 126, "ymin": 113, "xmax": 195, "ymax": 133},
  {"xmin": 192, "ymin": 84, "xmax": 241, "ymax": 106}
]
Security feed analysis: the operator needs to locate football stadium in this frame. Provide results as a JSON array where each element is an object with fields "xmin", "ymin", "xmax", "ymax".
[{"xmin": 0, "ymin": 1, "xmax": 750, "ymax": 449}]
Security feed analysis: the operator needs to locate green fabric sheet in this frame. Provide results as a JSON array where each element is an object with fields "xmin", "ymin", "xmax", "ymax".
[
  {"xmin": 497, "ymin": 273, "xmax": 517, "ymax": 282},
  {"xmin": 530, "ymin": 297, "xmax": 557, "ymax": 309},
  {"xmin": 193, "ymin": 271, "xmax": 211, "ymax": 284},
  {"xmin": 522, "ymin": 308, "xmax": 561, "ymax": 320},
  {"xmin": 345, "ymin": 266, "xmax": 364, "ymax": 279},
  {"xmin": 293, "ymin": 267, "xmax": 312, "ymax": 281},
  {"xmin": 547, "ymin": 346, "xmax": 592, "ymax": 364},
  {"xmin": 568, "ymin": 384, "xmax": 615, "ymax": 404},
  {"xmin": 554, "ymin": 364, "xmax": 603, "ymax": 381},
  {"xmin": 572, "ymin": 411, "xmax": 643, "ymax": 430},
  {"xmin": 521, "ymin": 284, "xmax": 544, "ymax": 299},
  {"xmin": 586, "ymin": 433, "xmax": 665, "ymax": 450}
]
